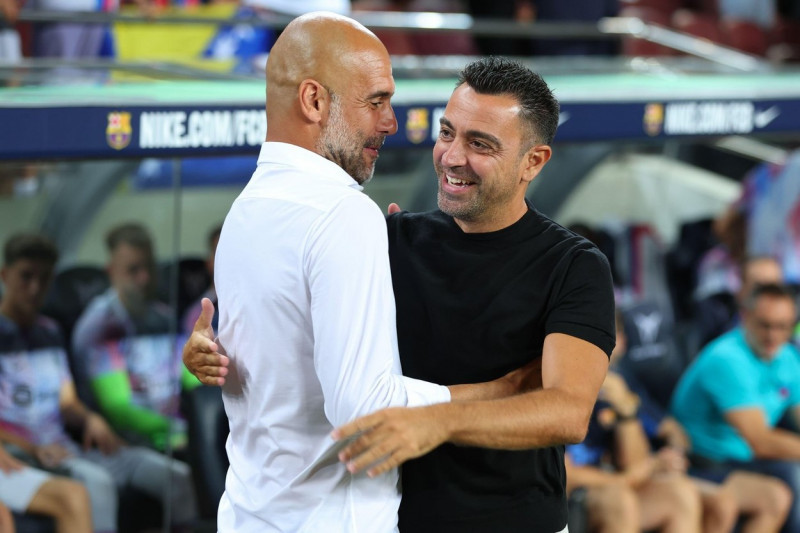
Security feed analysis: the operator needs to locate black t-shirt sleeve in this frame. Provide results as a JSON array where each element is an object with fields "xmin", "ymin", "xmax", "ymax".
[{"xmin": 545, "ymin": 247, "xmax": 616, "ymax": 357}]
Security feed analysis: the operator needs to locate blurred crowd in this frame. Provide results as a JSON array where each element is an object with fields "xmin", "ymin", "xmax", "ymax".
[{"xmin": 1, "ymin": 0, "xmax": 800, "ymax": 65}]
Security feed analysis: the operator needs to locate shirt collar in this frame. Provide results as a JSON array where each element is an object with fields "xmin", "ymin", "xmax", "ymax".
[{"xmin": 256, "ymin": 142, "xmax": 364, "ymax": 192}]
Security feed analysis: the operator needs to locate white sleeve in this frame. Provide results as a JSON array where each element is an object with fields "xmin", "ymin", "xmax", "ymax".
[{"xmin": 305, "ymin": 194, "xmax": 449, "ymax": 427}]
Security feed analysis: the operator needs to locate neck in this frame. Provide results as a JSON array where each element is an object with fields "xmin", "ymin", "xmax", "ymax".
[
  {"xmin": 0, "ymin": 300, "xmax": 35, "ymax": 328},
  {"xmin": 453, "ymin": 198, "xmax": 529, "ymax": 234}
]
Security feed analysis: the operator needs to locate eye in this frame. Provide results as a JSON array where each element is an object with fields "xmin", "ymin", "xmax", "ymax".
[
  {"xmin": 438, "ymin": 128, "xmax": 453, "ymax": 139},
  {"xmin": 470, "ymin": 140, "xmax": 491, "ymax": 150}
]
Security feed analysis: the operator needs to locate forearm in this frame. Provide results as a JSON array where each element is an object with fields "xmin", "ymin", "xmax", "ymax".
[
  {"xmin": 749, "ymin": 428, "xmax": 800, "ymax": 460},
  {"xmin": 437, "ymin": 388, "xmax": 594, "ymax": 449},
  {"xmin": 448, "ymin": 379, "xmax": 516, "ymax": 402},
  {"xmin": 613, "ymin": 419, "xmax": 652, "ymax": 469},
  {"xmin": 0, "ymin": 428, "xmax": 36, "ymax": 456},
  {"xmin": 448, "ymin": 359, "xmax": 543, "ymax": 402},
  {"xmin": 92, "ymin": 372, "xmax": 170, "ymax": 445},
  {"xmin": 567, "ymin": 464, "xmax": 628, "ymax": 489}
]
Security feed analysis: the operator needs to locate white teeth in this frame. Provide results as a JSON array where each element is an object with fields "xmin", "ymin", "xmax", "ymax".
[{"xmin": 446, "ymin": 175, "xmax": 470, "ymax": 186}]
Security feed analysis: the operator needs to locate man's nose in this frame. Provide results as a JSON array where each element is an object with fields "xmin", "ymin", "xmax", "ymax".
[
  {"xmin": 380, "ymin": 105, "xmax": 398, "ymax": 136},
  {"xmin": 441, "ymin": 140, "xmax": 466, "ymax": 167}
]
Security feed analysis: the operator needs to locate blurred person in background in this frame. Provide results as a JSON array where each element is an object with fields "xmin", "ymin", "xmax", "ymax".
[
  {"xmin": 695, "ymin": 253, "xmax": 784, "ymax": 350},
  {"xmin": 0, "ymin": 0, "xmax": 21, "ymax": 61},
  {"xmin": 738, "ymin": 150, "xmax": 800, "ymax": 286},
  {"xmin": 72, "ymin": 223, "xmax": 200, "ymax": 453},
  {"xmin": 567, "ymin": 312, "xmax": 790, "ymax": 533},
  {"xmin": 672, "ymin": 283, "xmax": 800, "ymax": 533},
  {"xmin": 0, "ymin": 232, "xmax": 197, "ymax": 533},
  {"xmin": 0, "ymin": 441, "xmax": 92, "ymax": 533},
  {"xmin": 30, "ymin": 0, "xmax": 156, "ymax": 58}
]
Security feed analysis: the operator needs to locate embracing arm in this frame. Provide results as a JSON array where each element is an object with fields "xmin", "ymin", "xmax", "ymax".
[
  {"xmin": 334, "ymin": 333, "xmax": 608, "ymax": 475},
  {"xmin": 433, "ymin": 334, "xmax": 607, "ymax": 448},
  {"xmin": 181, "ymin": 296, "xmax": 541, "ymax": 400}
]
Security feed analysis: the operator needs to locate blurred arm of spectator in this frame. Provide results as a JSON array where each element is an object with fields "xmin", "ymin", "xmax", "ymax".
[
  {"xmin": 564, "ymin": 452, "xmax": 634, "ymax": 489},
  {"xmin": 0, "ymin": 444, "xmax": 23, "ymax": 473},
  {"xmin": 656, "ymin": 416, "xmax": 691, "ymax": 452},
  {"xmin": 726, "ymin": 406, "xmax": 800, "ymax": 460},
  {"xmin": 91, "ymin": 369, "xmax": 183, "ymax": 451},
  {"xmin": 59, "ymin": 380, "xmax": 122, "ymax": 456}
]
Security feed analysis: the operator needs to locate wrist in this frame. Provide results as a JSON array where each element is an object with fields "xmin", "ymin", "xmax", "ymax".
[
  {"xmin": 614, "ymin": 397, "xmax": 640, "ymax": 420},
  {"xmin": 435, "ymin": 402, "xmax": 462, "ymax": 443},
  {"xmin": 615, "ymin": 408, "xmax": 639, "ymax": 422}
]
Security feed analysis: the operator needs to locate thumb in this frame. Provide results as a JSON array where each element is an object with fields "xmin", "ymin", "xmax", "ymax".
[
  {"xmin": 387, "ymin": 203, "xmax": 401, "ymax": 215},
  {"xmin": 195, "ymin": 297, "xmax": 215, "ymax": 333}
]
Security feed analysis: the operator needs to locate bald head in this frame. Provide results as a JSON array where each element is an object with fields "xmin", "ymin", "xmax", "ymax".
[
  {"xmin": 265, "ymin": 12, "xmax": 390, "ymax": 138},
  {"xmin": 263, "ymin": 12, "xmax": 398, "ymax": 183}
]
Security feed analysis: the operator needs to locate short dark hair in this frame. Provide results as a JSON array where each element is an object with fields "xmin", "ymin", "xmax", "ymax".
[
  {"xmin": 457, "ymin": 56, "xmax": 560, "ymax": 146},
  {"xmin": 106, "ymin": 223, "xmax": 153, "ymax": 255},
  {"xmin": 3, "ymin": 233, "xmax": 58, "ymax": 267},
  {"xmin": 743, "ymin": 282, "xmax": 797, "ymax": 310}
]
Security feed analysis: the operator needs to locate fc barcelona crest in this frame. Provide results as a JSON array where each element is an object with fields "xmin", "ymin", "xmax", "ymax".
[
  {"xmin": 405, "ymin": 108, "xmax": 430, "ymax": 145},
  {"xmin": 107, "ymin": 111, "xmax": 132, "ymax": 150},
  {"xmin": 642, "ymin": 103, "xmax": 664, "ymax": 137}
]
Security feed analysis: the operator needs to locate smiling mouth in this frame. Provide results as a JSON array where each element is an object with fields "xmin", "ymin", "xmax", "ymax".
[{"xmin": 445, "ymin": 174, "xmax": 474, "ymax": 187}]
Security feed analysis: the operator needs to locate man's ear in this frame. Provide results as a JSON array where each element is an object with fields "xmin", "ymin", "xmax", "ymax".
[
  {"xmin": 521, "ymin": 144, "xmax": 552, "ymax": 185},
  {"xmin": 298, "ymin": 79, "xmax": 330, "ymax": 124}
]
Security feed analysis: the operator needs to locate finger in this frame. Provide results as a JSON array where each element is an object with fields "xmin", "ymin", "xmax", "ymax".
[
  {"xmin": 198, "ymin": 374, "xmax": 226, "ymax": 386},
  {"xmin": 345, "ymin": 437, "xmax": 398, "ymax": 474},
  {"xmin": 194, "ymin": 298, "xmax": 217, "ymax": 334},
  {"xmin": 185, "ymin": 353, "xmax": 227, "ymax": 373},
  {"xmin": 338, "ymin": 432, "xmax": 378, "ymax": 463},
  {"xmin": 41, "ymin": 452, "xmax": 57, "ymax": 468},
  {"xmin": 331, "ymin": 414, "xmax": 380, "ymax": 442},
  {"xmin": 187, "ymin": 335, "xmax": 219, "ymax": 356},
  {"xmin": 367, "ymin": 450, "xmax": 406, "ymax": 478},
  {"xmin": 387, "ymin": 203, "xmax": 401, "ymax": 215},
  {"xmin": 196, "ymin": 364, "xmax": 229, "ymax": 378}
]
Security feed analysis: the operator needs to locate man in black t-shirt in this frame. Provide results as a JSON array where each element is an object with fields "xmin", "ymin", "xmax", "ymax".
[
  {"xmin": 184, "ymin": 57, "xmax": 615, "ymax": 533},
  {"xmin": 334, "ymin": 57, "xmax": 614, "ymax": 533}
]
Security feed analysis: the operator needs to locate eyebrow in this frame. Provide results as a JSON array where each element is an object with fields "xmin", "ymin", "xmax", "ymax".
[
  {"xmin": 439, "ymin": 117, "xmax": 502, "ymax": 147},
  {"xmin": 366, "ymin": 90, "xmax": 393, "ymax": 100}
]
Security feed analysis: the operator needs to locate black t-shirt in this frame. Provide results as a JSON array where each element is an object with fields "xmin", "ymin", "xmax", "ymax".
[{"xmin": 387, "ymin": 205, "xmax": 616, "ymax": 533}]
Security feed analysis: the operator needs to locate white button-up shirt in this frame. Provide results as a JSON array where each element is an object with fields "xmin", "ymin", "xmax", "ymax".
[{"xmin": 215, "ymin": 142, "xmax": 450, "ymax": 533}]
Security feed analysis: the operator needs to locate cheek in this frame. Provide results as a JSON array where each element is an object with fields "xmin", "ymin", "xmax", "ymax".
[{"xmin": 432, "ymin": 143, "xmax": 445, "ymax": 164}]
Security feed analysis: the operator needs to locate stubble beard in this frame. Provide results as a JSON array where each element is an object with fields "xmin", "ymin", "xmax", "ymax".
[
  {"xmin": 435, "ymin": 161, "xmax": 483, "ymax": 222},
  {"xmin": 317, "ymin": 100, "xmax": 377, "ymax": 186},
  {"xmin": 435, "ymin": 161, "xmax": 520, "ymax": 226}
]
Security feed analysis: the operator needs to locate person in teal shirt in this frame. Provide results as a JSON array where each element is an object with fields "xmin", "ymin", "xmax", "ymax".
[{"xmin": 671, "ymin": 282, "xmax": 800, "ymax": 533}]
